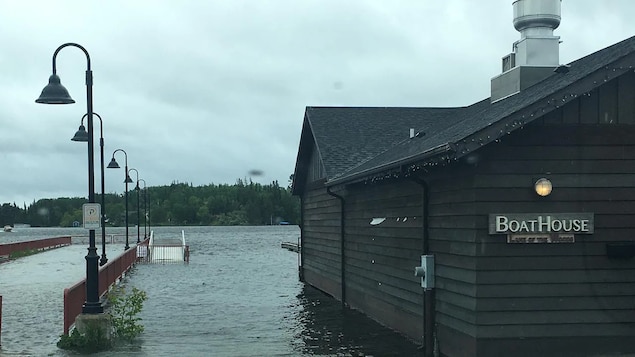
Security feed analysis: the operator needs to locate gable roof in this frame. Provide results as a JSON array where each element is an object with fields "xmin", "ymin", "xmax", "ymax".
[
  {"xmin": 306, "ymin": 106, "xmax": 464, "ymax": 178},
  {"xmin": 293, "ymin": 35, "xmax": 635, "ymax": 191}
]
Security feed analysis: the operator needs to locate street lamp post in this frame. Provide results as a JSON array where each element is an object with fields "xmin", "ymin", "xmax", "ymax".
[
  {"xmin": 107, "ymin": 149, "xmax": 132, "ymax": 250},
  {"xmin": 147, "ymin": 184, "xmax": 151, "ymax": 238},
  {"xmin": 128, "ymin": 168, "xmax": 140, "ymax": 243},
  {"xmin": 36, "ymin": 43, "xmax": 103, "ymax": 314},
  {"xmin": 72, "ymin": 112, "xmax": 108, "ymax": 266},
  {"xmin": 138, "ymin": 178, "xmax": 148, "ymax": 240}
]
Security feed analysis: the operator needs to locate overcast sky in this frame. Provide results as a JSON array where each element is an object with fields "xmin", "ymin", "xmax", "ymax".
[{"xmin": 0, "ymin": 0, "xmax": 633, "ymax": 205}]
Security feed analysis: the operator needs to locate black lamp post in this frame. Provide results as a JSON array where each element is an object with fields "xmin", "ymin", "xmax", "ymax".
[
  {"xmin": 147, "ymin": 182, "xmax": 151, "ymax": 238},
  {"xmin": 128, "ymin": 168, "xmax": 140, "ymax": 244},
  {"xmin": 72, "ymin": 112, "xmax": 108, "ymax": 266},
  {"xmin": 36, "ymin": 43, "xmax": 103, "ymax": 314},
  {"xmin": 107, "ymin": 149, "xmax": 132, "ymax": 250},
  {"xmin": 138, "ymin": 178, "xmax": 148, "ymax": 240}
]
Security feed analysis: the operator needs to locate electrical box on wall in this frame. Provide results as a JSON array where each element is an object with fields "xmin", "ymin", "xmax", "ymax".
[{"xmin": 414, "ymin": 255, "xmax": 435, "ymax": 290}]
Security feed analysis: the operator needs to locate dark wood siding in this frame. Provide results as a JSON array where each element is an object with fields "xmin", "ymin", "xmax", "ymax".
[
  {"xmin": 301, "ymin": 186, "xmax": 342, "ymax": 299},
  {"xmin": 425, "ymin": 167, "xmax": 479, "ymax": 342},
  {"xmin": 466, "ymin": 122, "xmax": 635, "ymax": 355},
  {"xmin": 344, "ymin": 180, "xmax": 424, "ymax": 341},
  {"xmin": 435, "ymin": 75, "xmax": 635, "ymax": 356},
  {"xmin": 307, "ymin": 141, "xmax": 326, "ymax": 182},
  {"xmin": 618, "ymin": 72, "xmax": 635, "ymax": 124},
  {"xmin": 539, "ymin": 73, "xmax": 635, "ymax": 126}
]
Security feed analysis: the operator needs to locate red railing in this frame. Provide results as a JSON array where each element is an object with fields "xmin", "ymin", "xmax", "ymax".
[
  {"xmin": 63, "ymin": 238, "xmax": 149, "ymax": 335},
  {"xmin": 0, "ymin": 236, "xmax": 71, "ymax": 257}
]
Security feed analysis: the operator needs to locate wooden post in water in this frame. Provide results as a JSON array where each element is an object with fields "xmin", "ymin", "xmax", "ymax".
[{"xmin": 1, "ymin": 295, "xmax": 3, "ymax": 346}]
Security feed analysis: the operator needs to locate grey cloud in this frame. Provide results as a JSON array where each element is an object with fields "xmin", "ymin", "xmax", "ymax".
[{"xmin": 1, "ymin": 0, "xmax": 634, "ymax": 204}]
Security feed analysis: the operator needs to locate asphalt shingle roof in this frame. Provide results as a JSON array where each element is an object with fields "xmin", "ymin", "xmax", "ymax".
[
  {"xmin": 297, "ymin": 35, "xmax": 635, "ymax": 187},
  {"xmin": 304, "ymin": 106, "xmax": 465, "ymax": 180}
]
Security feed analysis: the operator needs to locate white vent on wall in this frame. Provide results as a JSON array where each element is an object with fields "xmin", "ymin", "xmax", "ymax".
[{"xmin": 370, "ymin": 218, "xmax": 386, "ymax": 225}]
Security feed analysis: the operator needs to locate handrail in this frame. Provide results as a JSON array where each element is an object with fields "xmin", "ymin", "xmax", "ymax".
[
  {"xmin": 0, "ymin": 236, "xmax": 71, "ymax": 256},
  {"xmin": 142, "ymin": 231, "xmax": 188, "ymax": 263},
  {"xmin": 63, "ymin": 238, "xmax": 150, "ymax": 334},
  {"xmin": 181, "ymin": 230, "xmax": 188, "ymax": 262}
]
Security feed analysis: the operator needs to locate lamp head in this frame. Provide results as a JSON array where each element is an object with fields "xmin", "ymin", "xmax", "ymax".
[
  {"xmin": 534, "ymin": 178, "xmax": 553, "ymax": 197},
  {"xmin": 35, "ymin": 74, "xmax": 75, "ymax": 104},
  {"xmin": 125, "ymin": 175, "xmax": 134, "ymax": 184},
  {"xmin": 71, "ymin": 124, "xmax": 88, "ymax": 142},
  {"xmin": 107, "ymin": 157, "xmax": 120, "ymax": 169}
]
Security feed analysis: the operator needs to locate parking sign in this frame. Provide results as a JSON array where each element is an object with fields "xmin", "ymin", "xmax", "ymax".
[{"xmin": 83, "ymin": 203, "xmax": 101, "ymax": 229}]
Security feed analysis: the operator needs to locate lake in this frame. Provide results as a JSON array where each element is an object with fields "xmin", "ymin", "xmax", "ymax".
[{"xmin": 0, "ymin": 226, "xmax": 423, "ymax": 356}]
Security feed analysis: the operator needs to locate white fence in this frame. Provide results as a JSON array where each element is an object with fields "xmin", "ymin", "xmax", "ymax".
[{"xmin": 138, "ymin": 230, "xmax": 188, "ymax": 264}]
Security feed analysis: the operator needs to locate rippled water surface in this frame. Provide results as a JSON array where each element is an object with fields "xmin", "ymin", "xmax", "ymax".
[{"xmin": 0, "ymin": 226, "xmax": 422, "ymax": 356}]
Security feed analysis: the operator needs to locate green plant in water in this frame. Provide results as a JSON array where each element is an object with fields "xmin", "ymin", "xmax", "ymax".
[
  {"xmin": 57, "ymin": 286, "xmax": 147, "ymax": 352},
  {"xmin": 108, "ymin": 286, "xmax": 148, "ymax": 341},
  {"xmin": 57, "ymin": 324, "xmax": 111, "ymax": 353}
]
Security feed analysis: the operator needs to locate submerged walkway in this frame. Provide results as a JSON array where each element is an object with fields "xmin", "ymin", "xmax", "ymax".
[{"xmin": 0, "ymin": 243, "xmax": 125, "ymax": 356}]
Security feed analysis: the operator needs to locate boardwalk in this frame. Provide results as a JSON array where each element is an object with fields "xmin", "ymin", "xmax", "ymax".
[{"xmin": 0, "ymin": 243, "xmax": 125, "ymax": 355}]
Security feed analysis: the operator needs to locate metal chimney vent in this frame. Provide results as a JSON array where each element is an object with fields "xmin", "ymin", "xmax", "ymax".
[
  {"xmin": 491, "ymin": 0, "xmax": 562, "ymax": 103},
  {"xmin": 512, "ymin": 0, "xmax": 561, "ymax": 67}
]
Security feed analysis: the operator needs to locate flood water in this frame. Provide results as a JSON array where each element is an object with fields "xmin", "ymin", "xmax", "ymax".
[{"xmin": 0, "ymin": 226, "xmax": 423, "ymax": 356}]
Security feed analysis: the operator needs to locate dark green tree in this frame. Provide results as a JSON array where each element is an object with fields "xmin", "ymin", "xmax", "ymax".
[{"xmin": 1, "ymin": 177, "xmax": 300, "ymax": 227}]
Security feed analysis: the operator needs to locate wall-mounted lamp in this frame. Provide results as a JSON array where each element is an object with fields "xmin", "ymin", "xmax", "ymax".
[{"xmin": 534, "ymin": 178, "xmax": 552, "ymax": 197}]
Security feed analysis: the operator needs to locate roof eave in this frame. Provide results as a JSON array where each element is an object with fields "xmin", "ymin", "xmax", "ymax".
[{"xmin": 326, "ymin": 142, "xmax": 455, "ymax": 187}]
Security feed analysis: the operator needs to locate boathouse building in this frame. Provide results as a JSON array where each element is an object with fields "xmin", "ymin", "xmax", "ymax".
[{"xmin": 291, "ymin": 1, "xmax": 635, "ymax": 356}]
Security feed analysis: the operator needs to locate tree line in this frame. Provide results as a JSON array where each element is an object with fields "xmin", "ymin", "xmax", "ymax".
[{"xmin": 0, "ymin": 179, "xmax": 299, "ymax": 227}]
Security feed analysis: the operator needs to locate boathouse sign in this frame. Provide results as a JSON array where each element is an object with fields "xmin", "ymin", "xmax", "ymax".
[{"xmin": 488, "ymin": 213, "xmax": 594, "ymax": 244}]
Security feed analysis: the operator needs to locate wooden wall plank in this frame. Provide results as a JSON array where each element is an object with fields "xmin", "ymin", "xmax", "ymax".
[
  {"xmin": 473, "ymin": 159, "xmax": 635, "ymax": 175},
  {"xmin": 477, "ymin": 295, "xmax": 635, "ymax": 311},
  {"xmin": 437, "ymin": 289, "xmax": 477, "ymax": 310},
  {"xmin": 302, "ymin": 187, "xmax": 342, "ymax": 299},
  {"xmin": 436, "ymin": 312, "xmax": 477, "ymax": 336},
  {"xmin": 344, "ymin": 268, "xmax": 422, "ymax": 311},
  {"xmin": 436, "ymin": 276, "xmax": 477, "ymax": 297},
  {"xmin": 475, "ymin": 255, "xmax": 635, "ymax": 270},
  {"xmin": 476, "ymin": 282, "xmax": 635, "ymax": 298},
  {"xmin": 618, "ymin": 72, "xmax": 635, "ymax": 124},
  {"xmin": 345, "ymin": 282, "xmax": 424, "ymax": 342},
  {"xmin": 577, "ymin": 90, "xmax": 597, "ymax": 124},
  {"xmin": 346, "ymin": 233, "xmax": 422, "ymax": 247},
  {"xmin": 476, "ymin": 241, "xmax": 628, "ymax": 256},
  {"xmin": 476, "ymin": 269, "xmax": 635, "ymax": 284},
  {"xmin": 598, "ymin": 78, "xmax": 619, "ymax": 124},
  {"xmin": 475, "ymin": 322, "xmax": 635, "ymax": 339},
  {"xmin": 492, "ymin": 145, "xmax": 635, "ymax": 160}
]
